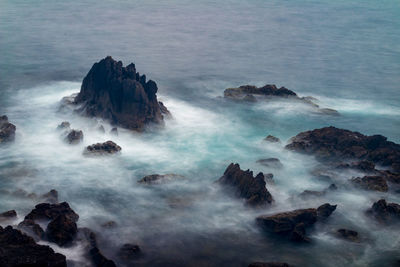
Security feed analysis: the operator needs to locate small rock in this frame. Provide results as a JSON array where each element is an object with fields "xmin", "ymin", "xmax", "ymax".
[
  {"xmin": 264, "ymin": 173, "xmax": 274, "ymax": 184},
  {"xmin": 257, "ymin": 158, "xmax": 283, "ymax": 168},
  {"xmin": 0, "ymin": 115, "xmax": 16, "ymax": 143},
  {"xmin": 90, "ymin": 247, "xmax": 117, "ymax": 267},
  {"xmin": 0, "ymin": 210, "xmax": 17, "ymax": 220},
  {"xmin": 317, "ymin": 203, "xmax": 337, "ymax": 219},
  {"xmin": 41, "ymin": 189, "xmax": 59, "ymax": 204},
  {"xmin": 118, "ymin": 243, "xmax": 142, "ymax": 260},
  {"xmin": 110, "ymin": 127, "xmax": 118, "ymax": 136},
  {"xmin": 101, "ymin": 221, "xmax": 117, "ymax": 228},
  {"xmin": 18, "ymin": 219, "xmax": 45, "ymax": 240},
  {"xmin": 84, "ymin": 141, "xmax": 121, "ymax": 155},
  {"xmin": 25, "ymin": 202, "xmax": 79, "ymax": 222},
  {"xmin": 57, "ymin": 121, "xmax": 70, "ymax": 130},
  {"xmin": 65, "ymin": 130, "xmax": 84, "ymax": 144},
  {"xmin": 367, "ymin": 199, "xmax": 400, "ymax": 224},
  {"xmin": 264, "ymin": 135, "xmax": 281, "ymax": 143},
  {"xmin": 138, "ymin": 173, "xmax": 184, "ymax": 184},
  {"xmin": 350, "ymin": 176, "xmax": 388, "ymax": 192},
  {"xmin": 336, "ymin": 229, "xmax": 359, "ymax": 242}
]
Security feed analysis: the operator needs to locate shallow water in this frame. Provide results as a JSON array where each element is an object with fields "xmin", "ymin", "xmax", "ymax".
[{"xmin": 0, "ymin": 0, "xmax": 400, "ymax": 266}]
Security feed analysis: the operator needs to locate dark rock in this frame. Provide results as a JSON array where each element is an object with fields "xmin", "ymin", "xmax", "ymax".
[
  {"xmin": 257, "ymin": 158, "xmax": 283, "ymax": 168},
  {"xmin": 317, "ymin": 203, "xmax": 337, "ymax": 219},
  {"xmin": 286, "ymin": 126, "xmax": 400, "ymax": 173},
  {"xmin": 0, "ymin": 210, "xmax": 17, "ymax": 220},
  {"xmin": 264, "ymin": 173, "xmax": 274, "ymax": 184},
  {"xmin": 224, "ymin": 85, "xmax": 297, "ymax": 100},
  {"xmin": 218, "ymin": 163, "xmax": 273, "ymax": 206},
  {"xmin": 336, "ymin": 160, "xmax": 376, "ymax": 172},
  {"xmin": 110, "ymin": 127, "xmax": 118, "ymax": 136},
  {"xmin": 0, "ymin": 115, "xmax": 16, "ymax": 143},
  {"xmin": 18, "ymin": 219, "xmax": 45, "ymax": 240},
  {"xmin": 84, "ymin": 141, "xmax": 121, "ymax": 155},
  {"xmin": 118, "ymin": 243, "xmax": 142, "ymax": 260},
  {"xmin": 65, "ymin": 129, "xmax": 83, "ymax": 144},
  {"xmin": 378, "ymin": 170, "xmax": 400, "ymax": 184},
  {"xmin": 138, "ymin": 173, "xmax": 184, "ymax": 184},
  {"xmin": 41, "ymin": 189, "xmax": 59, "ymax": 204},
  {"xmin": 97, "ymin": 125, "xmax": 105, "ymax": 133},
  {"xmin": 350, "ymin": 176, "xmax": 388, "ymax": 192},
  {"xmin": 0, "ymin": 225, "xmax": 66, "ymax": 267},
  {"xmin": 57, "ymin": 121, "xmax": 70, "ymax": 130},
  {"xmin": 298, "ymin": 184, "xmax": 337, "ymax": 200},
  {"xmin": 46, "ymin": 214, "xmax": 78, "ymax": 246},
  {"xmin": 90, "ymin": 247, "xmax": 117, "ymax": 267},
  {"xmin": 159, "ymin": 101, "xmax": 171, "ymax": 117},
  {"xmin": 74, "ymin": 56, "xmax": 168, "ymax": 131},
  {"xmin": 249, "ymin": 263, "xmax": 290, "ymax": 267},
  {"xmin": 264, "ymin": 135, "xmax": 281, "ymax": 143},
  {"xmin": 256, "ymin": 203, "xmax": 336, "ymax": 242},
  {"xmin": 328, "ymin": 183, "xmax": 338, "ymax": 191},
  {"xmin": 336, "ymin": 229, "xmax": 359, "ymax": 242},
  {"xmin": 25, "ymin": 202, "xmax": 79, "ymax": 222},
  {"xmin": 367, "ymin": 199, "xmax": 400, "ymax": 224}
]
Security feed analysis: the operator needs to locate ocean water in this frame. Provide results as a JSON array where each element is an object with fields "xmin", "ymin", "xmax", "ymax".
[{"xmin": 0, "ymin": 0, "xmax": 399, "ymax": 266}]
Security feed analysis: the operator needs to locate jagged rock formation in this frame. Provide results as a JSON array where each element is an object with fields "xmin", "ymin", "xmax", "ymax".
[
  {"xmin": 0, "ymin": 115, "xmax": 16, "ymax": 143},
  {"xmin": 0, "ymin": 225, "xmax": 67, "ymax": 267},
  {"xmin": 218, "ymin": 163, "xmax": 273, "ymax": 206},
  {"xmin": 256, "ymin": 203, "xmax": 336, "ymax": 242},
  {"xmin": 74, "ymin": 56, "xmax": 170, "ymax": 131},
  {"xmin": 84, "ymin": 141, "xmax": 121, "ymax": 155}
]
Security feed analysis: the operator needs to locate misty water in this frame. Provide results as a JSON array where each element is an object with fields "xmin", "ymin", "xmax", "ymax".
[{"xmin": 1, "ymin": 0, "xmax": 400, "ymax": 266}]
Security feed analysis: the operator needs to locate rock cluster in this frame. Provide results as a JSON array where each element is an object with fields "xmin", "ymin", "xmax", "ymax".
[
  {"xmin": 74, "ymin": 56, "xmax": 170, "ymax": 131},
  {"xmin": 218, "ymin": 163, "xmax": 273, "ymax": 206},
  {"xmin": 256, "ymin": 203, "xmax": 336, "ymax": 242},
  {"xmin": 0, "ymin": 115, "xmax": 16, "ymax": 143}
]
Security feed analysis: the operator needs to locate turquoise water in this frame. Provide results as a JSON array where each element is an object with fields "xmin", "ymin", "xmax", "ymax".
[{"xmin": 0, "ymin": 0, "xmax": 399, "ymax": 266}]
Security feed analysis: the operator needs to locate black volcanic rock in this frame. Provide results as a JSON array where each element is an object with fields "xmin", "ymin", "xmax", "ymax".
[
  {"xmin": 18, "ymin": 219, "xmax": 45, "ymax": 240},
  {"xmin": 65, "ymin": 129, "xmax": 83, "ymax": 144},
  {"xmin": 46, "ymin": 214, "xmax": 78, "ymax": 246},
  {"xmin": 218, "ymin": 163, "xmax": 273, "ymax": 206},
  {"xmin": 84, "ymin": 141, "xmax": 121, "ymax": 155},
  {"xmin": 367, "ymin": 199, "xmax": 400, "ymax": 224},
  {"xmin": 286, "ymin": 126, "xmax": 400, "ymax": 173},
  {"xmin": 256, "ymin": 203, "xmax": 336, "ymax": 242},
  {"xmin": 74, "ymin": 56, "xmax": 169, "ymax": 131},
  {"xmin": 0, "ymin": 225, "xmax": 66, "ymax": 267},
  {"xmin": 25, "ymin": 202, "xmax": 79, "ymax": 222},
  {"xmin": 0, "ymin": 115, "xmax": 16, "ymax": 143},
  {"xmin": 256, "ymin": 158, "xmax": 283, "ymax": 168},
  {"xmin": 224, "ymin": 85, "xmax": 297, "ymax": 99}
]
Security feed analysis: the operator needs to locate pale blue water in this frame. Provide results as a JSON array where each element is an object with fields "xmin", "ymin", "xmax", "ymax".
[{"xmin": 0, "ymin": 1, "xmax": 399, "ymax": 266}]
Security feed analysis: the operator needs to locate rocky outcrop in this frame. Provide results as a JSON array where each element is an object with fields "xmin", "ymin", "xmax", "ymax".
[
  {"xmin": 224, "ymin": 85, "xmax": 297, "ymax": 100},
  {"xmin": 65, "ymin": 129, "xmax": 83, "ymax": 144},
  {"xmin": 264, "ymin": 135, "xmax": 281, "ymax": 143},
  {"xmin": 256, "ymin": 158, "xmax": 283, "ymax": 168},
  {"xmin": 73, "ymin": 56, "xmax": 169, "ymax": 131},
  {"xmin": 24, "ymin": 202, "xmax": 79, "ymax": 222},
  {"xmin": 0, "ymin": 115, "xmax": 16, "ymax": 143},
  {"xmin": 41, "ymin": 189, "xmax": 59, "ymax": 204},
  {"xmin": 46, "ymin": 214, "xmax": 78, "ymax": 246},
  {"xmin": 335, "ymin": 229, "xmax": 359, "ymax": 242},
  {"xmin": 366, "ymin": 199, "xmax": 400, "ymax": 224},
  {"xmin": 0, "ymin": 225, "xmax": 66, "ymax": 267},
  {"xmin": 286, "ymin": 127, "xmax": 400, "ymax": 173},
  {"xmin": 138, "ymin": 173, "xmax": 184, "ymax": 184},
  {"xmin": 218, "ymin": 163, "xmax": 273, "ymax": 206},
  {"xmin": 256, "ymin": 203, "xmax": 336, "ymax": 242},
  {"xmin": 248, "ymin": 263, "xmax": 290, "ymax": 267},
  {"xmin": 84, "ymin": 141, "xmax": 121, "ymax": 155},
  {"xmin": 350, "ymin": 176, "xmax": 388, "ymax": 192}
]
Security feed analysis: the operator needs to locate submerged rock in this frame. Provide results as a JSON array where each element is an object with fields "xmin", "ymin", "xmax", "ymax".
[
  {"xmin": 248, "ymin": 263, "xmax": 290, "ymax": 267},
  {"xmin": 336, "ymin": 160, "xmax": 376, "ymax": 172},
  {"xmin": 0, "ymin": 115, "xmax": 16, "ymax": 143},
  {"xmin": 40, "ymin": 189, "xmax": 59, "ymax": 204},
  {"xmin": 97, "ymin": 125, "xmax": 106, "ymax": 133},
  {"xmin": 286, "ymin": 126, "xmax": 400, "ymax": 173},
  {"xmin": 138, "ymin": 173, "xmax": 184, "ymax": 184},
  {"xmin": 367, "ymin": 199, "xmax": 400, "ymax": 224},
  {"xmin": 0, "ymin": 225, "xmax": 66, "ymax": 267},
  {"xmin": 218, "ymin": 163, "xmax": 273, "ymax": 206},
  {"xmin": 84, "ymin": 141, "xmax": 121, "ymax": 155},
  {"xmin": 65, "ymin": 129, "xmax": 84, "ymax": 144},
  {"xmin": 335, "ymin": 229, "xmax": 360, "ymax": 243},
  {"xmin": 110, "ymin": 127, "xmax": 118, "ymax": 136},
  {"xmin": 256, "ymin": 203, "xmax": 336, "ymax": 242},
  {"xmin": 0, "ymin": 210, "xmax": 17, "ymax": 220},
  {"xmin": 74, "ymin": 56, "xmax": 169, "ymax": 131},
  {"xmin": 264, "ymin": 135, "xmax": 281, "ymax": 143},
  {"xmin": 224, "ymin": 85, "xmax": 297, "ymax": 100},
  {"xmin": 256, "ymin": 158, "xmax": 283, "ymax": 168},
  {"xmin": 57, "ymin": 121, "xmax": 70, "ymax": 130},
  {"xmin": 298, "ymin": 184, "xmax": 337, "ymax": 200},
  {"xmin": 118, "ymin": 243, "xmax": 142, "ymax": 261},
  {"xmin": 350, "ymin": 175, "xmax": 388, "ymax": 192}
]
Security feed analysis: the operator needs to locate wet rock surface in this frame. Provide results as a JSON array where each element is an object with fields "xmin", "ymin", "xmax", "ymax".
[
  {"xmin": 224, "ymin": 85, "xmax": 297, "ymax": 99},
  {"xmin": 138, "ymin": 173, "xmax": 184, "ymax": 184},
  {"xmin": 335, "ymin": 228, "xmax": 360, "ymax": 242},
  {"xmin": 0, "ymin": 225, "xmax": 67, "ymax": 267},
  {"xmin": 65, "ymin": 129, "xmax": 84, "ymax": 144},
  {"xmin": 73, "ymin": 56, "xmax": 169, "ymax": 131},
  {"xmin": 256, "ymin": 203, "xmax": 336, "ymax": 242},
  {"xmin": 286, "ymin": 126, "xmax": 400, "ymax": 173},
  {"xmin": 264, "ymin": 135, "xmax": 281, "ymax": 143},
  {"xmin": 46, "ymin": 214, "xmax": 78, "ymax": 246},
  {"xmin": 350, "ymin": 175, "xmax": 388, "ymax": 192},
  {"xmin": 0, "ymin": 115, "xmax": 16, "ymax": 143},
  {"xmin": 85, "ymin": 141, "xmax": 121, "ymax": 155},
  {"xmin": 24, "ymin": 202, "xmax": 79, "ymax": 222},
  {"xmin": 367, "ymin": 199, "xmax": 400, "ymax": 224},
  {"xmin": 218, "ymin": 163, "xmax": 273, "ymax": 206}
]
